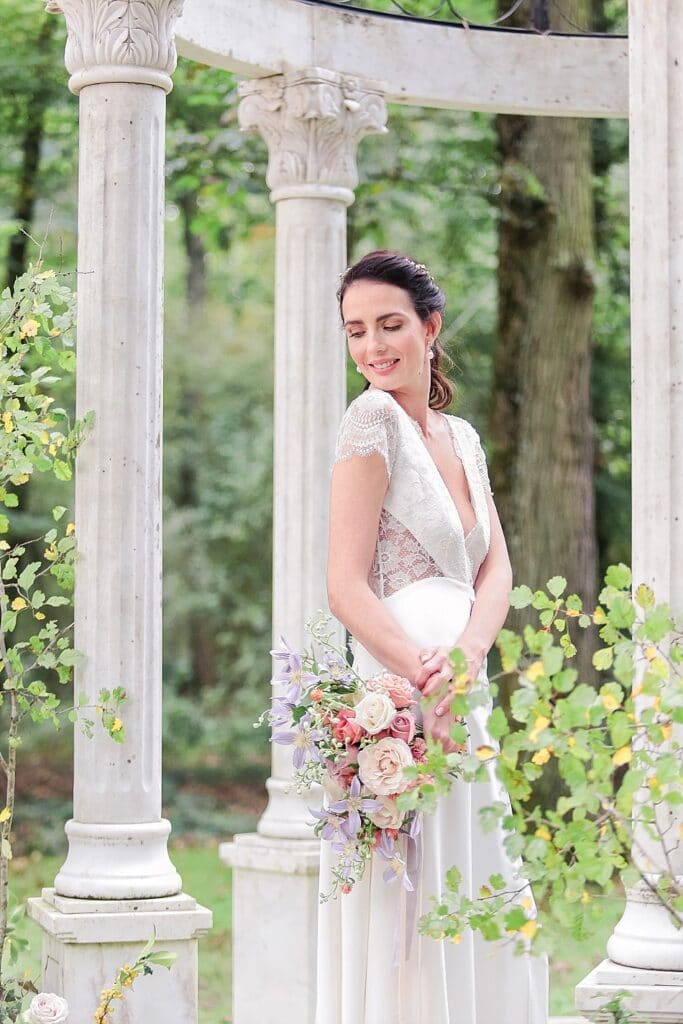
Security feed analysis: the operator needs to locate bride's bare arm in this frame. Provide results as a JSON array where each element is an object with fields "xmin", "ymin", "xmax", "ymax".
[{"xmin": 327, "ymin": 453, "xmax": 432, "ymax": 688}]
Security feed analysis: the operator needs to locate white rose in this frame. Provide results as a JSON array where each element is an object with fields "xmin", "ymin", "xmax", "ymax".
[
  {"xmin": 367, "ymin": 795, "xmax": 406, "ymax": 830},
  {"xmin": 23, "ymin": 993, "xmax": 69, "ymax": 1024},
  {"xmin": 354, "ymin": 692, "xmax": 396, "ymax": 735},
  {"xmin": 357, "ymin": 737, "xmax": 413, "ymax": 796}
]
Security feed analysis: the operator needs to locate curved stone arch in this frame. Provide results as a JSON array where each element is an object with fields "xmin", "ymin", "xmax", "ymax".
[{"xmin": 175, "ymin": 0, "xmax": 627, "ymax": 116}]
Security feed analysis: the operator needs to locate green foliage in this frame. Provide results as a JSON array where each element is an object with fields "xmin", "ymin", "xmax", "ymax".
[
  {"xmin": 0, "ymin": 258, "xmax": 125, "ymax": 1008},
  {"xmin": 400, "ymin": 566, "xmax": 683, "ymax": 970}
]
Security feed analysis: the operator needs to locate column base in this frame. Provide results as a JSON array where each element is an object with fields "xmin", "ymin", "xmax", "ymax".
[
  {"xmin": 256, "ymin": 777, "xmax": 322, "ymax": 839},
  {"xmin": 220, "ymin": 832, "xmax": 320, "ymax": 1024},
  {"xmin": 576, "ymin": 959, "xmax": 683, "ymax": 1022},
  {"xmin": 54, "ymin": 819, "xmax": 182, "ymax": 899},
  {"xmin": 606, "ymin": 880, "xmax": 683, "ymax": 971},
  {"xmin": 27, "ymin": 888, "xmax": 212, "ymax": 1024}
]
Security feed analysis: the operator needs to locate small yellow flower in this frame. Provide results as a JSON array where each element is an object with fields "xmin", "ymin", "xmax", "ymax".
[
  {"xmin": 11, "ymin": 597, "xmax": 27, "ymax": 611},
  {"xmin": 519, "ymin": 919, "xmax": 538, "ymax": 940},
  {"xmin": 66, "ymin": 522, "xmax": 75, "ymax": 536},
  {"xmin": 111, "ymin": 718, "xmax": 123, "ymax": 734},
  {"xmin": 529, "ymin": 716, "xmax": 551, "ymax": 742},
  {"xmin": 581, "ymin": 890, "xmax": 590, "ymax": 904},
  {"xmin": 0, "ymin": 807, "xmax": 11, "ymax": 823},
  {"xmin": 35, "ymin": 612, "xmax": 45, "ymax": 620},
  {"xmin": 567, "ymin": 736, "xmax": 576, "ymax": 749},
  {"xmin": 532, "ymin": 747, "xmax": 551, "ymax": 766},
  {"xmin": 525, "ymin": 661, "xmax": 545, "ymax": 682},
  {"xmin": 534, "ymin": 826, "xmax": 551, "ymax": 841}
]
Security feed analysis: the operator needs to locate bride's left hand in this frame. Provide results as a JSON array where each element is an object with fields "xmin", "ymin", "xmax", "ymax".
[{"xmin": 418, "ymin": 642, "xmax": 485, "ymax": 716}]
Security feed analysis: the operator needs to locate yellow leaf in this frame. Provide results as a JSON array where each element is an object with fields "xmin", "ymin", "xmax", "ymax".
[
  {"xmin": 0, "ymin": 807, "xmax": 10, "ymax": 822},
  {"xmin": 592, "ymin": 606, "xmax": 607, "ymax": 625},
  {"xmin": 49, "ymin": 327, "xmax": 61, "ymax": 337},
  {"xmin": 525, "ymin": 661, "xmax": 545, "ymax": 682},
  {"xmin": 2, "ymin": 412, "xmax": 12, "ymax": 433},
  {"xmin": 521, "ymin": 897, "xmax": 533, "ymax": 911},
  {"xmin": 660, "ymin": 723, "xmax": 672, "ymax": 742},
  {"xmin": 612, "ymin": 745, "xmax": 632, "ymax": 767},
  {"xmin": 66, "ymin": 522, "xmax": 75, "ymax": 536},
  {"xmin": 645, "ymin": 646, "xmax": 658, "ymax": 662},
  {"xmin": 453, "ymin": 672, "xmax": 471, "ymax": 694},
  {"xmin": 581, "ymin": 890, "xmax": 590, "ymax": 904},
  {"xmin": 48, "ymin": 444, "xmax": 57, "ymax": 456},
  {"xmin": 111, "ymin": 718, "xmax": 123, "ymax": 734},
  {"xmin": 37, "ymin": 269, "xmax": 55, "ymax": 280},
  {"xmin": 479, "ymin": 885, "xmax": 492, "ymax": 898},
  {"xmin": 534, "ymin": 826, "xmax": 551, "ymax": 841},
  {"xmin": 647, "ymin": 775, "xmax": 659, "ymax": 789},
  {"xmin": 599, "ymin": 825, "xmax": 607, "ymax": 838},
  {"xmin": 600, "ymin": 691, "xmax": 621, "ymax": 712},
  {"xmin": 11, "ymin": 597, "xmax": 27, "ymax": 611},
  {"xmin": 532, "ymin": 747, "xmax": 551, "ymax": 766},
  {"xmin": 40, "ymin": 431, "xmax": 49, "ymax": 445},
  {"xmin": 565, "ymin": 608, "xmax": 580, "ymax": 618},
  {"xmin": 567, "ymin": 736, "xmax": 576, "ymax": 749},
  {"xmin": 19, "ymin": 318, "xmax": 39, "ymax": 338},
  {"xmin": 519, "ymin": 919, "xmax": 538, "ymax": 940},
  {"xmin": 34, "ymin": 612, "xmax": 45, "ymax": 620},
  {"xmin": 529, "ymin": 715, "xmax": 551, "ymax": 742},
  {"xmin": 449, "ymin": 933, "xmax": 463, "ymax": 944},
  {"xmin": 475, "ymin": 745, "xmax": 497, "ymax": 761}
]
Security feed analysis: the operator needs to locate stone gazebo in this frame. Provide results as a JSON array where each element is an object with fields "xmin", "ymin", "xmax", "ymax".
[{"xmin": 25, "ymin": 1, "xmax": 683, "ymax": 1022}]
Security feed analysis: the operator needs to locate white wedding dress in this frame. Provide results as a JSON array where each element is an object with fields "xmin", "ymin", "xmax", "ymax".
[{"xmin": 316, "ymin": 386, "xmax": 548, "ymax": 1024}]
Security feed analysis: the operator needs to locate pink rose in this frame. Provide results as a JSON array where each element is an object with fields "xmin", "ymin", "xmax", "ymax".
[
  {"xmin": 332, "ymin": 709, "xmax": 365, "ymax": 746},
  {"xmin": 367, "ymin": 672, "xmax": 416, "ymax": 709},
  {"xmin": 390, "ymin": 710, "xmax": 416, "ymax": 744},
  {"xmin": 357, "ymin": 737, "xmax": 413, "ymax": 796},
  {"xmin": 411, "ymin": 737, "xmax": 427, "ymax": 762},
  {"xmin": 23, "ymin": 994, "xmax": 69, "ymax": 1024}
]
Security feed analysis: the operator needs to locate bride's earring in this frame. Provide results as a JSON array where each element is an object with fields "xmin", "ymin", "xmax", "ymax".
[
  {"xmin": 428, "ymin": 348, "xmax": 434, "ymax": 361},
  {"xmin": 356, "ymin": 364, "xmax": 362, "ymax": 374}
]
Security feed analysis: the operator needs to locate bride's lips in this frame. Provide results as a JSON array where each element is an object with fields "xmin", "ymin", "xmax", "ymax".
[{"xmin": 369, "ymin": 358, "xmax": 400, "ymax": 375}]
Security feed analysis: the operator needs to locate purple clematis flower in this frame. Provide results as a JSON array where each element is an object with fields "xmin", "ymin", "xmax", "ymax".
[
  {"xmin": 328, "ymin": 775, "xmax": 382, "ymax": 836},
  {"xmin": 376, "ymin": 832, "xmax": 413, "ymax": 891},
  {"xmin": 272, "ymin": 716, "xmax": 325, "ymax": 770},
  {"xmin": 309, "ymin": 806, "xmax": 349, "ymax": 843}
]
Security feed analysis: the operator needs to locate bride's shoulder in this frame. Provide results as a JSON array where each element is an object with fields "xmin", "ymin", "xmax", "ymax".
[
  {"xmin": 335, "ymin": 388, "xmax": 400, "ymax": 475},
  {"xmin": 339, "ymin": 387, "xmax": 401, "ymax": 430}
]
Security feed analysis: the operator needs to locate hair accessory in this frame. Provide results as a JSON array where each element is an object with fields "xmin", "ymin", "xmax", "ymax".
[{"xmin": 356, "ymin": 364, "xmax": 362, "ymax": 374}]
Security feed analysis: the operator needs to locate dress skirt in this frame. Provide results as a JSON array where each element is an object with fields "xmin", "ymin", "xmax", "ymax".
[{"xmin": 315, "ymin": 577, "xmax": 548, "ymax": 1024}]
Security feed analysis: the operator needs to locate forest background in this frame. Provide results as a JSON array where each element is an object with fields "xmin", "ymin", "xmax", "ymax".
[{"xmin": 0, "ymin": 0, "xmax": 629, "ymax": 865}]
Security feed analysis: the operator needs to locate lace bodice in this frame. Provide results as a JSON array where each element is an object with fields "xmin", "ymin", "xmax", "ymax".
[{"xmin": 334, "ymin": 387, "xmax": 492, "ymax": 599}]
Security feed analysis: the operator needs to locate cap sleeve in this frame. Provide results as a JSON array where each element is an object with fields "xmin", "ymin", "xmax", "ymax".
[
  {"xmin": 334, "ymin": 391, "xmax": 399, "ymax": 479},
  {"xmin": 472, "ymin": 428, "xmax": 493, "ymax": 496}
]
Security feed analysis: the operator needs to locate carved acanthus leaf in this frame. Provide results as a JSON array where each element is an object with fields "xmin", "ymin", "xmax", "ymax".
[
  {"xmin": 46, "ymin": 0, "xmax": 184, "ymax": 77},
  {"xmin": 239, "ymin": 71, "xmax": 388, "ymax": 193}
]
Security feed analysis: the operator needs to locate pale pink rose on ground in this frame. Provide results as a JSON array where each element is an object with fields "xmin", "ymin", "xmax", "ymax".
[
  {"xmin": 368, "ymin": 672, "xmax": 416, "ymax": 709},
  {"xmin": 354, "ymin": 692, "xmax": 396, "ymax": 735},
  {"xmin": 367, "ymin": 795, "xmax": 406, "ymax": 829},
  {"xmin": 23, "ymin": 994, "xmax": 69, "ymax": 1024},
  {"xmin": 357, "ymin": 736, "xmax": 413, "ymax": 796},
  {"xmin": 390, "ymin": 710, "xmax": 417, "ymax": 744}
]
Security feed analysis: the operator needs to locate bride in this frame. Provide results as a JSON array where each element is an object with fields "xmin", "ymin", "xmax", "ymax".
[{"xmin": 316, "ymin": 250, "xmax": 548, "ymax": 1023}]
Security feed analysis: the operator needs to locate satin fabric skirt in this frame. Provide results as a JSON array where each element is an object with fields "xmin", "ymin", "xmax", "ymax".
[{"xmin": 315, "ymin": 577, "xmax": 548, "ymax": 1024}]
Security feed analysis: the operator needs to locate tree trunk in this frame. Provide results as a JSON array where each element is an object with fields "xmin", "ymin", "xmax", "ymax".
[
  {"xmin": 490, "ymin": 0, "xmax": 598, "ymax": 700},
  {"xmin": 5, "ymin": 15, "xmax": 56, "ymax": 290}
]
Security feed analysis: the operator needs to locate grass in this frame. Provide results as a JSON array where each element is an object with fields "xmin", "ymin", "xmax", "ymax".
[{"xmin": 8, "ymin": 844, "xmax": 622, "ymax": 1022}]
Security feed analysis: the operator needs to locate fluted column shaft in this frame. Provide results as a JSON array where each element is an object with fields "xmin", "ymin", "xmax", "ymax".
[
  {"xmin": 48, "ymin": 0, "xmax": 183, "ymax": 900},
  {"xmin": 238, "ymin": 67, "xmax": 387, "ymax": 838}
]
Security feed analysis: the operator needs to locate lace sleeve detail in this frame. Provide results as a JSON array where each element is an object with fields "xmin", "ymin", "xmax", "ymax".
[
  {"xmin": 473, "ymin": 429, "xmax": 493, "ymax": 495},
  {"xmin": 334, "ymin": 391, "xmax": 399, "ymax": 479}
]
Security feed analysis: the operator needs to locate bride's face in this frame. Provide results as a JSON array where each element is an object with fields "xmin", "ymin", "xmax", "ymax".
[{"xmin": 341, "ymin": 280, "xmax": 438, "ymax": 393}]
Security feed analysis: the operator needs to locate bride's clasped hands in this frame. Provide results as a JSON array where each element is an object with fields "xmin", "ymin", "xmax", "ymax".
[{"xmin": 417, "ymin": 640, "xmax": 485, "ymax": 754}]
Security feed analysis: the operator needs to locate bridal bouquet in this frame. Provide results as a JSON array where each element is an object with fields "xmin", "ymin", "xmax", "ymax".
[{"xmin": 265, "ymin": 618, "xmax": 429, "ymax": 899}]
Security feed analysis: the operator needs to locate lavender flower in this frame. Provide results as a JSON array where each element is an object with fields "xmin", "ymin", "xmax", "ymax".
[
  {"xmin": 272, "ymin": 716, "xmax": 325, "ymax": 770},
  {"xmin": 328, "ymin": 776, "xmax": 382, "ymax": 836},
  {"xmin": 376, "ymin": 830, "xmax": 414, "ymax": 891},
  {"xmin": 309, "ymin": 806, "xmax": 349, "ymax": 843}
]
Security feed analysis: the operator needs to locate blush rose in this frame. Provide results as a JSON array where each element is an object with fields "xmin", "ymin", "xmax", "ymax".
[
  {"xmin": 23, "ymin": 994, "xmax": 69, "ymax": 1024},
  {"xmin": 389, "ymin": 710, "xmax": 417, "ymax": 744},
  {"xmin": 367, "ymin": 672, "xmax": 416, "ymax": 709},
  {"xmin": 367, "ymin": 795, "xmax": 406, "ymax": 830},
  {"xmin": 357, "ymin": 736, "xmax": 413, "ymax": 796}
]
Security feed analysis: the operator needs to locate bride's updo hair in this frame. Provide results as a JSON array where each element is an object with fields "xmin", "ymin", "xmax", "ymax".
[{"xmin": 337, "ymin": 249, "xmax": 455, "ymax": 411}]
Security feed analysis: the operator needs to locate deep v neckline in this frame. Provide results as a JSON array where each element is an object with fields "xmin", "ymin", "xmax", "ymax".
[{"xmin": 390, "ymin": 396, "xmax": 479, "ymax": 541}]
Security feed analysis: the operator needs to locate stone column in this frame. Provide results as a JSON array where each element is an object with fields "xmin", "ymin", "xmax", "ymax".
[
  {"xmin": 576, "ymin": 2, "xmax": 683, "ymax": 1020},
  {"xmin": 219, "ymin": 67, "xmax": 386, "ymax": 1024},
  {"xmin": 27, "ymin": 3, "xmax": 211, "ymax": 1020}
]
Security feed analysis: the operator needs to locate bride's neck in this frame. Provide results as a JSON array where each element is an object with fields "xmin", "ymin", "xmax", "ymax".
[{"xmin": 389, "ymin": 382, "xmax": 433, "ymax": 437}]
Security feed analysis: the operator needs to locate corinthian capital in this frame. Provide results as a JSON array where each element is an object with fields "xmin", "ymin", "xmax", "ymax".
[
  {"xmin": 239, "ymin": 67, "xmax": 388, "ymax": 201},
  {"xmin": 46, "ymin": 0, "xmax": 184, "ymax": 93}
]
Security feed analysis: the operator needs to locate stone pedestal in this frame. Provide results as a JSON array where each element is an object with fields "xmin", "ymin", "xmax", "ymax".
[
  {"xmin": 28, "ymin": 889, "xmax": 211, "ymax": 1024},
  {"xmin": 576, "ymin": 1, "xmax": 683, "ymax": 1018},
  {"xmin": 219, "ymin": 68, "xmax": 387, "ymax": 1024}
]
